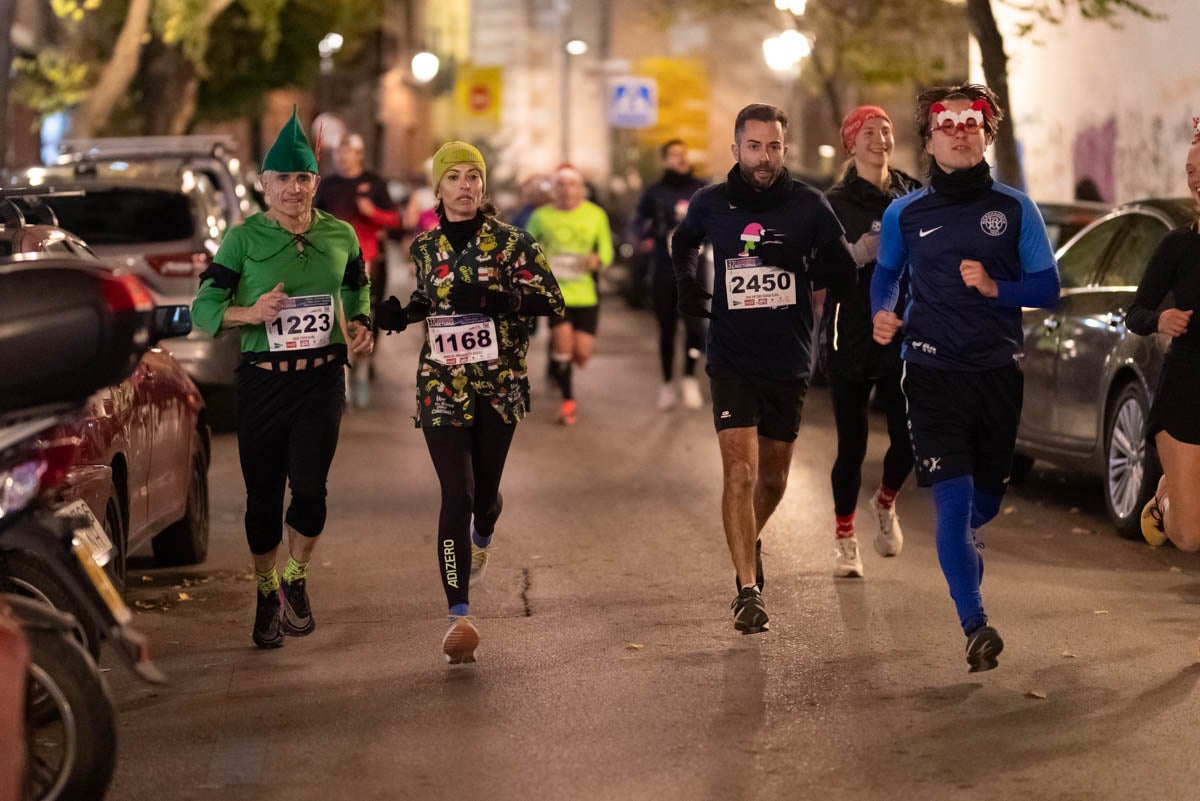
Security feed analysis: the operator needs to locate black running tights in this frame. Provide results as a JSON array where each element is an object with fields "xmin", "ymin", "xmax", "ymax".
[
  {"xmin": 422, "ymin": 403, "xmax": 517, "ymax": 610},
  {"xmin": 652, "ymin": 275, "xmax": 704, "ymax": 382},
  {"xmin": 829, "ymin": 372, "xmax": 913, "ymax": 517}
]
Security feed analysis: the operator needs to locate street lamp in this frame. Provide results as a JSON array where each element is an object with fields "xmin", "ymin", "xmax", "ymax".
[
  {"xmin": 565, "ymin": 38, "xmax": 588, "ymax": 56},
  {"xmin": 762, "ymin": 29, "xmax": 811, "ymax": 75},
  {"xmin": 411, "ymin": 51, "xmax": 440, "ymax": 84},
  {"xmin": 775, "ymin": 0, "xmax": 807, "ymax": 14}
]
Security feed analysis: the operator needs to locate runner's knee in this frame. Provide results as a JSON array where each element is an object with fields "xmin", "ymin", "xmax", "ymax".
[{"xmin": 285, "ymin": 490, "xmax": 328, "ymax": 538}]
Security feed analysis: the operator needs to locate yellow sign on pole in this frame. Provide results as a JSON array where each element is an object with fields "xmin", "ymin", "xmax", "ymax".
[{"xmin": 454, "ymin": 64, "xmax": 503, "ymax": 133}]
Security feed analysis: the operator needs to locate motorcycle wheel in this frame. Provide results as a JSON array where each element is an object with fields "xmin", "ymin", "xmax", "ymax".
[
  {"xmin": 23, "ymin": 628, "xmax": 116, "ymax": 801},
  {"xmin": 0, "ymin": 554, "xmax": 101, "ymax": 662}
]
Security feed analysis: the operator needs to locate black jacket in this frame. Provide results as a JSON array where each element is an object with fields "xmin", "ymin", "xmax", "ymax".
[
  {"xmin": 634, "ymin": 170, "xmax": 706, "ymax": 278},
  {"xmin": 822, "ymin": 165, "xmax": 921, "ymax": 381}
]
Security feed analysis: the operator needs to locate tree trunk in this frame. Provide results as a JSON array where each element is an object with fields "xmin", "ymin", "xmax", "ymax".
[
  {"xmin": 0, "ymin": 0, "xmax": 15, "ymax": 167},
  {"xmin": 965, "ymin": 0, "xmax": 1023, "ymax": 190},
  {"xmin": 70, "ymin": 0, "xmax": 151, "ymax": 137}
]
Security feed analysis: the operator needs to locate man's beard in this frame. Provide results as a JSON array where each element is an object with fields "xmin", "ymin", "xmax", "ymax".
[{"xmin": 739, "ymin": 163, "xmax": 779, "ymax": 190}]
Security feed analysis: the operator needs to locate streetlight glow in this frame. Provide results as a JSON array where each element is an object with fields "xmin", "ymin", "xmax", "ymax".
[
  {"xmin": 775, "ymin": 0, "xmax": 807, "ymax": 13},
  {"xmin": 411, "ymin": 51, "xmax": 440, "ymax": 84},
  {"xmin": 762, "ymin": 30, "xmax": 812, "ymax": 73},
  {"xmin": 318, "ymin": 32, "xmax": 344, "ymax": 58},
  {"xmin": 565, "ymin": 39, "xmax": 588, "ymax": 56}
]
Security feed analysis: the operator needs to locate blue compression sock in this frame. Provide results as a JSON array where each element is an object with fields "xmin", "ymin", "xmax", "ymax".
[
  {"xmin": 449, "ymin": 603, "xmax": 469, "ymax": 617},
  {"xmin": 969, "ymin": 488, "xmax": 1003, "ymax": 586},
  {"xmin": 472, "ymin": 528, "xmax": 492, "ymax": 549},
  {"xmin": 932, "ymin": 476, "xmax": 987, "ymax": 635}
]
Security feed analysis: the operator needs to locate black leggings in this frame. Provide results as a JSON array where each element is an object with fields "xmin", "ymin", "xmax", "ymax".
[
  {"xmin": 829, "ymin": 372, "xmax": 913, "ymax": 516},
  {"xmin": 652, "ymin": 275, "xmax": 704, "ymax": 382},
  {"xmin": 236, "ymin": 363, "xmax": 345, "ymax": 555},
  {"xmin": 422, "ymin": 403, "xmax": 517, "ymax": 610}
]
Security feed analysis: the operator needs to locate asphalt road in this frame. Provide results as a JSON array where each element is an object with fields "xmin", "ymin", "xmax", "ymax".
[{"xmin": 107, "ymin": 293, "xmax": 1200, "ymax": 801}]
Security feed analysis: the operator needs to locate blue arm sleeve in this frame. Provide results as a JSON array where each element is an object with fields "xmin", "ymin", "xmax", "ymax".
[
  {"xmin": 870, "ymin": 203, "xmax": 907, "ymax": 316},
  {"xmin": 993, "ymin": 195, "xmax": 1060, "ymax": 308}
]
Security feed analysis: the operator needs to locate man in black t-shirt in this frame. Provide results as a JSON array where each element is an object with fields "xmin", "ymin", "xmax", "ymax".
[{"xmin": 672, "ymin": 103, "xmax": 858, "ymax": 635}]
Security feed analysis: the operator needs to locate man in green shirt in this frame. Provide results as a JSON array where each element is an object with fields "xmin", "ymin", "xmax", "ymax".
[
  {"xmin": 526, "ymin": 165, "xmax": 614, "ymax": 425},
  {"xmin": 192, "ymin": 108, "xmax": 373, "ymax": 649}
]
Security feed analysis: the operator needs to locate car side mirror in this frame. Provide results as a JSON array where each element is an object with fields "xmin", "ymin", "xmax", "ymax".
[{"xmin": 152, "ymin": 305, "xmax": 192, "ymax": 343}]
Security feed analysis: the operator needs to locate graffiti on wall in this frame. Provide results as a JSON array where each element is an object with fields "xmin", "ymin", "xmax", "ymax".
[{"xmin": 1073, "ymin": 118, "xmax": 1115, "ymax": 203}]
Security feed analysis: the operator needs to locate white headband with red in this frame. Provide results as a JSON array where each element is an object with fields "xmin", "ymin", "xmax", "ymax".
[{"xmin": 929, "ymin": 99, "xmax": 993, "ymax": 135}]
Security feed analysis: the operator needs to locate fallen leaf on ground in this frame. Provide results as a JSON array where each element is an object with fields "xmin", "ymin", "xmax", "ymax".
[
  {"xmin": 1169, "ymin": 566, "xmax": 1183, "ymax": 573},
  {"xmin": 530, "ymin": 555, "xmax": 543, "ymax": 560},
  {"xmin": 1003, "ymin": 506, "xmax": 1016, "ymax": 515},
  {"xmin": 1071, "ymin": 527, "xmax": 1092, "ymax": 535},
  {"xmin": 1094, "ymin": 610, "xmax": 1109, "ymax": 615},
  {"xmin": 1025, "ymin": 690, "xmax": 1047, "ymax": 699},
  {"xmin": 177, "ymin": 592, "xmax": 191, "ymax": 601},
  {"xmin": 321, "ymin": 562, "xmax": 332, "ymax": 567},
  {"xmin": 140, "ymin": 576, "xmax": 151, "ymax": 582},
  {"xmin": 1062, "ymin": 652, "xmax": 1077, "ymax": 659},
  {"xmin": 1069, "ymin": 507, "xmax": 1080, "ymax": 514},
  {"xmin": 626, "ymin": 643, "xmax": 644, "ymax": 650}
]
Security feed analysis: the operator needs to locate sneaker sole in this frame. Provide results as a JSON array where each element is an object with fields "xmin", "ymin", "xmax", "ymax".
[
  {"xmin": 252, "ymin": 629, "xmax": 284, "ymax": 649},
  {"xmin": 281, "ymin": 593, "xmax": 315, "ymax": 637},
  {"xmin": 833, "ymin": 565, "xmax": 864, "ymax": 578},
  {"xmin": 734, "ymin": 619, "xmax": 770, "ymax": 635},
  {"xmin": 874, "ymin": 535, "xmax": 902, "ymax": 558},
  {"xmin": 443, "ymin": 624, "xmax": 480, "ymax": 665},
  {"xmin": 967, "ymin": 629, "xmax": 1004, "ymax": 673},
  {"xmin": 1141, "ymin": 499, "xmax": 1168, "ymax": 546}
]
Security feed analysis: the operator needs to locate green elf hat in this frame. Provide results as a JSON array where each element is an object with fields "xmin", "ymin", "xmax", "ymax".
[{"xmin": 262, "ymin": 105, "xmax": 318, "ymax": 174}]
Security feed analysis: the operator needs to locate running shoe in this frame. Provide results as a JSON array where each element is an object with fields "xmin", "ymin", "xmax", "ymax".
[
  {"xmin": 280, "ymin": 577, "xmax": 315, "ymax": 636},
  {"xmin": 833, "ymin": 536, "xmax": 864, "ymax": 578},
  {"xmin": 965, "ymin": 625, "xmax": 1004, "ymax": 673},
  {"xmin": 657, "ymin": 383, "xmax": 677, "ymax": 411},
  {"xmin": 1141, "ymin": 494, "xmax": 1168, "ymax": 547},
  {"xmin": 558, "ymin": 399, "xmax": 577, "ymax": 426},
  {"xmin": 470, "ymin": 542, "xmax": 490, "ymax": 585},
  {"xmin": 252, "ymin": 589, "xmax": 284, "ymax": 649},
  {"xmin": 733, "ymin": 539, "xmax": 765, "ymax": 593},
  {"xmin": 680, "ymin": 376, "xmax": 703, "ymax": 410},
  {"xmin": 870, "ymin": 495, "xmax": 904, "ymax": 557},
  {"xmin": 442, "ymin": 615, "xmax": 480, "ymax": 665},
  {"xmin": 731, "ymin": 586, "xmax": 769, "ymax": 634}
]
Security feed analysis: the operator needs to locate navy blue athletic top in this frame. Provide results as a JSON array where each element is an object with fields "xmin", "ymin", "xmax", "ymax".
[
  {"xmin": 870, "ymin": 180, "xmax": 1059, "ymax": 371},
  {"xmin": 673, "ymin": 167, "xmax": 855, "ymax": 381}
]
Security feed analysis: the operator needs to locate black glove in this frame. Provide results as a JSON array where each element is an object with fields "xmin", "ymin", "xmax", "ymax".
[
  {"xmin": 755, "ymin": 237, "xmax": 805, "ymax": 274},
  {"xmin": 677, "ymin": 280, "xmax": 712, "ymax": 319},
  {"xmin": 448, "ymin": 282, "xmax": 519, "ymax": 315},
  {"xmin": 374, "ymin": 293, "xmax": 432, "ymax": 333}
]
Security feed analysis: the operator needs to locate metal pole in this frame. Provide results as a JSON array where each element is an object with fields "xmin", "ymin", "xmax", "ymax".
[
  {"xmin": 558, "ymin": 0, "xmax": 569, "ymax": 164},
  {"xmin": 0, "ymin": 0, "xmax": 17, "ymax": 169}
]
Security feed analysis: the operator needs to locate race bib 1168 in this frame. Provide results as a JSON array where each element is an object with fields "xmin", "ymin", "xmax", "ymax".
[{"xmin": 427, "ymin": 314, "xmax": 499, "ymax": 365}]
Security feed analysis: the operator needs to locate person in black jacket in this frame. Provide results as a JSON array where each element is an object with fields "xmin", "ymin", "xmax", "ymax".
[
  {"xmin": 633, "ymin": 139, "xmax": 708, "ymax": 410},
  {"xmin": 1130, "ymin": 127, "xmax": 1200, "ymax": 553},
  {"xmin": 822, "ymin": 105, "xmax": 921, "ymax": 579}
]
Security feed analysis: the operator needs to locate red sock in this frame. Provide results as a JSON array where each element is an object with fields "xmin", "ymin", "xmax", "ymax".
[
  {"xmin": 875, "ymin": 484, "xmax": 899, "ymax": 510},
  {"xmin": 836, "ymin": 513, "xmax": 855, "ymax": 539}
]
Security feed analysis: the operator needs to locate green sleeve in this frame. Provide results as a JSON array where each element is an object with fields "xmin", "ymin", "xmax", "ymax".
[
  {"xmin": 594, "ymin": 206, "xmax": 614, "ymax": 268},
  {"xmin": 192, "ymin": 229, "xmax": 245, "ymax": 336},
  {"xmin": 525, "ymin": 209, "xmax": 544, "ymax": 242}
]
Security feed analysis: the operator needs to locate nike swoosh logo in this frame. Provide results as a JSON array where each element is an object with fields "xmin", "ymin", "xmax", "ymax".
[
  {"xmin": 728, "ymin": 202, "xmax": 737, "ymax": 210},
  {"xmin": 919, "ymin": 226, "xmax": 942, "ymax": 238}
]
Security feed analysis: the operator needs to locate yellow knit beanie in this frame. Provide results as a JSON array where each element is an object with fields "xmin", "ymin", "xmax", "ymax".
[{"xmin": 431, "ymin": 141, "xmax": 486, "ymax": 196}]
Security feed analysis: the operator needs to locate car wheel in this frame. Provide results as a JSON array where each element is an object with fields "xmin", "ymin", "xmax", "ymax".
[
  {"xmin": 1104, "ymin": 382, "xmax": 1161, "ymax": 539},
  {"xmin": 151, "ymin": 445, "xmax": 210, "ymax": 566}
]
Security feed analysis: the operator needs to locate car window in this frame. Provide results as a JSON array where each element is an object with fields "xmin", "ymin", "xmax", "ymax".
[
  {"xmin": 1098, "ymin": 213, "xmax": 1170, "ymax": 288},
  {"xmin": 49, "ymin": 189, "xmax": 195, "ymax": 244},
  {"xmin": 1056, "ymin": 216, "xmax": 1125, "ymax": 289}
]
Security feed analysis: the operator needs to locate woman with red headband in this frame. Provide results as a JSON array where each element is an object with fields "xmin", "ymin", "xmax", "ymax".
[
  {"xmin": 1131, "ymin": 122, "xmax": 1200, "ymax": 554},
  {"xmin": 822, "ymin": 105, "xmax": 921, "ymax": 578}
]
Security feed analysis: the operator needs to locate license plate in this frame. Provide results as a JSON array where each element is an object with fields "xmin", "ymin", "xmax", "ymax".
[
  {"xmin": 55, "ymin": 499, "xmax": 113, "ymax": 567},
  {"xmin": 72, "ymin": 540, "xmax": 132, "ymax": 625}
]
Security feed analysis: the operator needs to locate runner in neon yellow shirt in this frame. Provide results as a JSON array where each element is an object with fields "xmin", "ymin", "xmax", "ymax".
[{"xmin": 525, "ymin": 165, "xmax": 614, "ymax": 424}]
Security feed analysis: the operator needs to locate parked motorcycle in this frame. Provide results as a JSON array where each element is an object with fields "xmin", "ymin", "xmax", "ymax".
[{"xmin": 0, "ymin": 257, "xmax": 184, "ymax": 800}]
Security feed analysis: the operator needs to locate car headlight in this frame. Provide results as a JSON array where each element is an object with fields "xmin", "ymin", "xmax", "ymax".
[{"xmin": 0, "ymin": 459, "xmax": 46, "ymax": 521}]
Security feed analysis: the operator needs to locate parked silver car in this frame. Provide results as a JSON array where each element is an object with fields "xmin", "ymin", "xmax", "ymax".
[
  {"xmin": 1015, "ymin": 197, "xmax": 1196, "ymax": 538},
  {"xmin": 8, "ymin": 161, "xmax": 240, "ymax": 427}
]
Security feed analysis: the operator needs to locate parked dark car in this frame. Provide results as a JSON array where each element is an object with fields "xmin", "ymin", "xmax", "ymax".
[
  {"xmin": 1037, "ymin": 199, "xmax": 1111, "ymax": 252},
  {"xmin": 1015, "ymin": 197, "xmax": 1196, "ymax": 538},
  {"xmin": 0, "ymin": 189, "xmax": 211, "ymax": 589}
]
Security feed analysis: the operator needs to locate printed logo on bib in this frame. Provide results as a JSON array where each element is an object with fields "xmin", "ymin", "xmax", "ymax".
[
  {"xmin": 427, "ymin": 314, "xmax": 499, "ymax": 365},
  {"xmin": 725, "ymin": 258, "xmax": 796, "ymax": 309},
  {"xmin": 266, "ymin": 294, "xmax": 334, "ymax": 351}
]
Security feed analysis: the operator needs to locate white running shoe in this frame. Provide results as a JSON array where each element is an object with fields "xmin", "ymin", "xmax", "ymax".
[
  {"xmin": 442, "ymin": 616, "xmax": 479, "ymax": 665},
  {"xmin": 657, "ymin": 382, "xmax": 677, "ymax": 411},
  {"xmin": 680, "ymin": 376, "xmax": 703, "ymax": 410},
  {"xmin": 871, "ymin": 496, "xmax": 904, "ymax": 557},
  {"xmin": 834, "ymin": 536, "xmax": 864, "ymax": 578},
  {"xmin": 470, "ymin": 542, "xmax": 490, "ymax": 585}
]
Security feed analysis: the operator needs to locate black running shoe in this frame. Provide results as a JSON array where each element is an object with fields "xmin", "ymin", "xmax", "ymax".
[
  {"xmin": 252, "ymin": 589, "xmax": 284, "ymax": 649},
  {"xmin": 280, "ymin": 577, "xmax": 315, "ymax": 636},
  {"xmin": 965, "ymin": 625, "xmax": 1004, "ymax": 672},
  {"xmin": 733, "ymin": 539, "xmax": 766, "ymax": 594},
  {"xmin": 731, "ymin": 586, "xmax": 770, "ymax": 635}
]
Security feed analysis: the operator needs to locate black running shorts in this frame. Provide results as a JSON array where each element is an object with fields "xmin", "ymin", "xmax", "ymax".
[
  {"xmin": 549, "ymin": 305, "xmax": 599, "ymax": 335},
  {"xmin": 709, "ymin": 370, "xmax": 808, "ymax": 442},
  {"xmin": 900, "ymin": 361, "xmax": 1023, "ymax": 493}
]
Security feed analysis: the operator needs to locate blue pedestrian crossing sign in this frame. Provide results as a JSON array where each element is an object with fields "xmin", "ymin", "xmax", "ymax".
[{"xmin": 608, "ymin": 78, "xmax": 658, "ymax": 129}]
